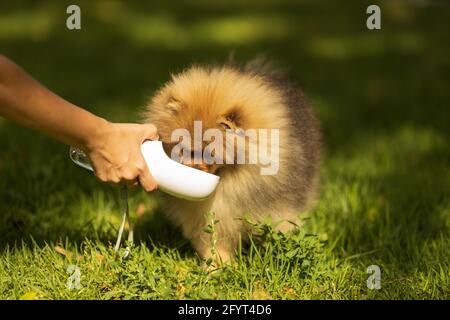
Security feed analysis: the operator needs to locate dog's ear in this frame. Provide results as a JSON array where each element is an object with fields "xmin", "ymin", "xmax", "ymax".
[{"xmin": 167, "ymin": 96, "xmax": 182, "ymax": 114}]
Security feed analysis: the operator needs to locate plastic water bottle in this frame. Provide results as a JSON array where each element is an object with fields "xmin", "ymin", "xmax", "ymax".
[
  {"xmin": 69, "ymin": 146, "xmax": 132, "ymax": 258},
  {"xmin": 69, "ymin": 146, "xmax": 93, "ymax": 172}
]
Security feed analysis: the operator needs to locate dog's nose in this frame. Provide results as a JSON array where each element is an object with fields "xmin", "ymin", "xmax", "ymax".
[
  {"xmin": 180, "ymin": 151, "xmax": 217, "ymax": 173},
  {"xmin": 194, "ymin": 162, "xmax": 209, "ymax": 172},
  {"xmin": 185, "ymin": 161, "xmax": 216, "ymax": 174}
]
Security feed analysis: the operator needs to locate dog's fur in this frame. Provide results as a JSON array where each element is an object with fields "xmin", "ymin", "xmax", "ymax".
[{"xmin": 143, "ymin": 61, "xmax": 322, "ymax": 262}]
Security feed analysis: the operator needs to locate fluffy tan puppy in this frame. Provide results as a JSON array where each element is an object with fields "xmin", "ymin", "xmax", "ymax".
[{"xmin": 144, "ymin": 61, "xmax": 322, "ymax": 263}]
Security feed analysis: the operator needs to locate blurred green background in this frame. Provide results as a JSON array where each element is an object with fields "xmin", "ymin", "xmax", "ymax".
[{"xmin": 0, "ymin": 0, "xmax": 449, "ymax": 299}]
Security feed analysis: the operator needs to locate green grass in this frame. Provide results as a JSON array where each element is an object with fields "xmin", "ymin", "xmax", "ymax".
[{"xmin": 0, "ymin": 0, "xmax": 449, "ymax": 299}]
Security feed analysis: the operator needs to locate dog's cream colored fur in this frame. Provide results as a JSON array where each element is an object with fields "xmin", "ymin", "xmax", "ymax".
[{"xmin": 144, "ymin": 64, "xmax": 321, "ymax": 262}]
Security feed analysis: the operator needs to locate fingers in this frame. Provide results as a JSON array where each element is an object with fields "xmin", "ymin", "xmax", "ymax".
[
  {"xmin": 95, "ymin": 162, "xmax": 157, "ymax": 193},
  {"xmin": 138, "ymin": 170, "xmax": 158, "ymax": 193},
  {"xmin": 88, "ymin": 122, "xmax": 159, "ymax": 192},
  {"xmin": 95, "ymin": 172, "xmax": 154, "ymax": 192},
  {"xmin": 120, "ymin": 167, "xmax": 139, "ymax": 189},
  {"xmin": 138, "ymin": 124, "xmax": 159, "ymax": 192},
  {"xmin": 94, "ymin": 171, "xmax": 108, "ymax": 183},
  {"xmin": 94, "ymin": 169, "xmax": 120, "ymax": 185},
  {"xmin": 137, "ymin": 160, "xmax": 158, "ymax": 193}
]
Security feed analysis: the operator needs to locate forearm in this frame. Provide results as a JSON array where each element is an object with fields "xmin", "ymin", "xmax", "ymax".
[{"xmin": 0, "ymin": 55, "xmax": 107, "ymax": 149}]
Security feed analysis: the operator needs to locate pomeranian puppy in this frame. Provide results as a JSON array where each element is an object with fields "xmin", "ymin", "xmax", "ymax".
[{"xmin": 143, "ymin": 60, "xmax": 322, "ymax": 263}]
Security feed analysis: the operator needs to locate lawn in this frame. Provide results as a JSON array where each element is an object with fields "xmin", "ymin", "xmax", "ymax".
[{"xmin": 0, "ymin": 0, "xmax": 449, "ymax": 299}]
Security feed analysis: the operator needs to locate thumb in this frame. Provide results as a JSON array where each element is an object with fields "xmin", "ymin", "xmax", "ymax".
[{"xmin": 141, "ymin": 123, "xmax": 159, "ymax": 141}]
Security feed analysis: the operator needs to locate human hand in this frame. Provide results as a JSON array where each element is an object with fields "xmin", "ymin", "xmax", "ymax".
[
  {"xmin": 84, "ymin": 120, "xmax": 159, "ymax": 192},
  {"xmin": 0, "ymin": 54, "xmax": 158, "ymax": 192}
]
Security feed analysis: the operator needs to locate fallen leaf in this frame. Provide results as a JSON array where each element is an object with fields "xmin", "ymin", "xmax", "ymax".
[
  {"xmin": 55, "ymin": 246, "xmax": 83, "ymax": 261},
  {"xmin": 136, "ymin": 203, "xmax": 146, "ymax": 219},
  {"xmin": 55, "ymin": 246, "xmax": 67, "ymax": 255},
  {"xmin": 252, "ymin": 289, "xmax": 272, "ymax": 300},
  {"xmin": 96, "ymin": 253, "xmax": 105, "ymax": 263}
]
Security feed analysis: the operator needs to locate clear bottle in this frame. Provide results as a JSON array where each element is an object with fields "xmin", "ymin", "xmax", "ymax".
[
  {"xmin": 69, "ymin": 146, "xmax": 132, "ymax": 258},
  {"xmin": 69, "ymin": 146, "xmax": 93, "ymax": 172}
]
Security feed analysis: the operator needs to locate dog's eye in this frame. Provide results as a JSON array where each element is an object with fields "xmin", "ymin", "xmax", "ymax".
[{"xmin": 220, "ymin": 122, "xmax": 231, "ymax": 130}]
